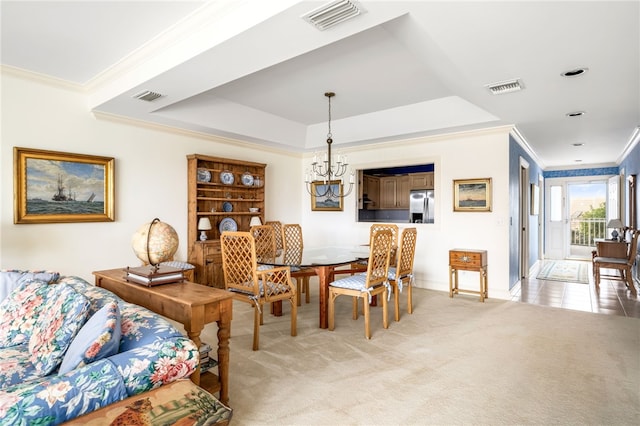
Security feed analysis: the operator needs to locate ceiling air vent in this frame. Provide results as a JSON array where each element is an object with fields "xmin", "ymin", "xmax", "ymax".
[
  {"xmin": 485, "ymin": 78, "xmax": 524, "ymax": 95},
  {"xmin": 301, "ymin": 0, "xmax": 364, "ymax": 31},
  {"xmin": 132, "ymin": 90, "xmax": 163, "ymax": 102}
]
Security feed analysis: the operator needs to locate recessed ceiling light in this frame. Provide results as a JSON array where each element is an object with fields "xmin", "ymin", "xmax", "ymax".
[
  {"xmin": 572, "ymin": 143, "xmax": 584, "ymax": 147},
  {"xmin": 562, "ymin": 67, "xmax": 589, "ymax": 77},
  {"xmin": 566, "ymin": 111, "xmax": 586, "ymax": 117}
]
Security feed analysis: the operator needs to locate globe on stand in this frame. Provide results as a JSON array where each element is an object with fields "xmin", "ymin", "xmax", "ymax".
[{"xmin": 131, "ymin": 218, "xmax": 179, "ymax": 268}]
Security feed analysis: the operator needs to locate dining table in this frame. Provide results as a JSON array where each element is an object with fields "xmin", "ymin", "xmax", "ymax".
[{"xmin": 262, "ymin": 245, "xmax": 370, "ymax": 329}]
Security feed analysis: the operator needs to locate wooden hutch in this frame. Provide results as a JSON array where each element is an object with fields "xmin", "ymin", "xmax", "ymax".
[{"xmin": 187, "ymin": 154, "xmax": 266, "ymax": 288}]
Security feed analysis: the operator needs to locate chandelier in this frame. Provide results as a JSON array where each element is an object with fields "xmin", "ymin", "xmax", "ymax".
[{"xmin": 304, "ymin": 92, "xmax": 354, "ymax": 198}]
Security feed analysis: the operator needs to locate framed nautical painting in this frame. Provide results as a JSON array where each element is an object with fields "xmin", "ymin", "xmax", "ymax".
[
  {"xmin": 453, "ymin": 178, "xmax": 492, "ymax": 212},
  {"xmin": 14, "ymin": 147, "xmax": 115, "ymax": 224}
]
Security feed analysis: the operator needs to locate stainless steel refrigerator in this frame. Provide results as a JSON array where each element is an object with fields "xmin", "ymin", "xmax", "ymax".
[{"xmin": 409, "ymin": 189, "xmax": 435, "ymax": 223}]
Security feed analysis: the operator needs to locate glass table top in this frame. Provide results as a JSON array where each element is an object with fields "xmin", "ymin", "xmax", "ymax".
[{"xmin": 267, "ymin": 245, "xmax": 370, "ymax": 268}]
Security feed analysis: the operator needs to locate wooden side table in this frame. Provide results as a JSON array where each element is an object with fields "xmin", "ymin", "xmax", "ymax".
[
  {"xmin": 93, "ymin": 269, "xmax": 233, "ymax": 405},
  {"xmin": 449, "ymin": 249, "xmax": 488, "ymax": 302}
]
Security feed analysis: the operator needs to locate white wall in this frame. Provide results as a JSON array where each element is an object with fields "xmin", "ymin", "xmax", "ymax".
[
  {"xmin": 301, "ymin": 128, "xmax": 513, "ymax": 299},
  {"xmin": 1, "ymin": 70, "xmax": 300, "ymax": 283},
  {"xmin": 2, "ymin": 70, "xmax": 513, "ymax": 299}
]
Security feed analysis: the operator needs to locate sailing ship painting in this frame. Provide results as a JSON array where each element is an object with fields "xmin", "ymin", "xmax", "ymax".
[{"xmin": 26, "ymin": 160, "xmax": 105, "ymax": 215}]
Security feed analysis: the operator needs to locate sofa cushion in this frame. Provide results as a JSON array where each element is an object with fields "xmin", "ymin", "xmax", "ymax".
[
  {"xmin": 28, "ymin": 283, "xmax": 91, "ymax": 375},
  {"xmin": 58, "ymin": 301, "xmax": 121, "ymax": 374},
  {"xmin": 58, "ymin": 275, "xmax": 121, "ymax": 315},
  {"xmin": 118, "ymin": 303, "xmax": 184, "ymax": 352},
  {"xmin": 0, "ymin": 269, "xmax": 59, "ymax": 303},
  {"xmin": 0, "ymin": 279, "xmax": 52, "ymax": 348},
  {"xmin": 0, "ymin": 345, "xmax": 42, "ymax": 389},
  {"xmin": 0, "ymin": 359, "xmax": 128, "ymax": 425}
]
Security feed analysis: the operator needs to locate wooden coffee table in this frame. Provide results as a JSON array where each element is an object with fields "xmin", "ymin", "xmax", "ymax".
[{"xmin": 93, "ymin": 268, "xmax": 233, "ymax": 405}]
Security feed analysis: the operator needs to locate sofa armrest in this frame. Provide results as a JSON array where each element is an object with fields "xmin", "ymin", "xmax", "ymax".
[
  {"xmin": 108, "ymin": 336, "xmax": 199, "ymax": 397},
  {"xmin": 0, "ymin": 359, "xmax": 127, "ymax": 426}
]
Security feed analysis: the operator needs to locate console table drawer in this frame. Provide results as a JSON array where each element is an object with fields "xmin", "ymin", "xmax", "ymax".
[{"xmin": 449, "ymin": 249, "xmax": 487, "ymax": 269}]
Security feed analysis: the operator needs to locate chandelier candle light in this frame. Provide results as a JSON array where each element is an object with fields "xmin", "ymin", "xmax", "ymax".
[{"xmin": 305, "ymin": 92, "xmax": 354, "ymax": 198}]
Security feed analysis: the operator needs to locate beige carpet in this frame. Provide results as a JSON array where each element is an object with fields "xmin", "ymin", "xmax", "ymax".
[{"xmin": 196, "ymin": 283, "xmax": 640, "ymax": 425}]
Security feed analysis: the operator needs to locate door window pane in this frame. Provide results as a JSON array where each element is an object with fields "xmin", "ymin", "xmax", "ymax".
[{"xmin": 550, "ymin": 185, "xmax": 562, "ymax": 221}]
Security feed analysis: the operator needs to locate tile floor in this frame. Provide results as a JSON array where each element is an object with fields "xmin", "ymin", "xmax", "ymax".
[{"xmin": 510, "ymin": 259, "xmax": 640, "ymax": 318}]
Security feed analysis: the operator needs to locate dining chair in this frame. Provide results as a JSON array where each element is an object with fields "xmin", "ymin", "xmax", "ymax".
[
  {"xmin": 220, "ymin": 231, "xmax": 297, "ymax": 351},
  {"xmin": 388, "ymin": 227, "xmax": 418, "ymax": 321},
  {"xmin": 265, "ymin": 221, "xmax": 283, "ymax": 256},
  {"xmin": 328, "ymin": 228, "xmax": 393, "ymax": 339},
  {"xmin": 250, "ymin": 224, "xmax": 277, "ymax": 265},
  {"xmin": 282, "ymin": 224, "xmax": 315, "ymax": 305},
  {"xmin": 593, "ymin": 229, "xmax": 639, "ymax": 295},
  {"xmin": 345, "ymin": 223, "xmax": 399, "ymax": 276}
]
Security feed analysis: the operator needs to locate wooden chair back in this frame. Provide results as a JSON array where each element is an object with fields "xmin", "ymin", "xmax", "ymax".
[
  {"xmin": 364, "ymin": 228, "xmax": 394, "ymax": 289},
  {"xmin": 370, "ymin": 223, "xmax": 398, "ymax": 262},
  {"xmin": 395, "ymin": 227, "xmax": 418, "ymax": 277},
  {"xmin": 265, "ymin": 221, "xmax": 283, "ymax": 252},
  {"xmin": 282, "ymin": 224, "xmax": 304, "ymax": 250},
  {"xmin": 220, "ymin": 231, "xmax": 259, "ymax": 295},
  {"xmin": 281, "ymin": 223, "xmax": 315, "ymax": 305},
  {"xmin": 250, "ymin": 224, "xmax": 277, "ymax": 264}
]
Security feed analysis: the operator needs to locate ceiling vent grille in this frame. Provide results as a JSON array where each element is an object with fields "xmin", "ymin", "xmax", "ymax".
[
  {"xmin": 132, "ymin": 90, "xmax": 163, "ymax": 102},
  {"xmin": 485, "ymin": 78, "xmax": 524, "ymax": 95},
  {"xmin": 301, "ymin": 0, "xmax": 364, "ymax": 31}
]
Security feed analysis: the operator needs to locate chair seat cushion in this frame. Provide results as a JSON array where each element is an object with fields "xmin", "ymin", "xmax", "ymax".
[
  {"xmin": 594, "ymin": 257, "xmax": 628, "ymax": 265},
  {"xmin": 330, "ymin": 274, "xmax": 368, "ymax": 291}
]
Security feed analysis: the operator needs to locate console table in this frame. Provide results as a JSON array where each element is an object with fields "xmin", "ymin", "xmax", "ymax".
[
  {"xmin": 93, "ymin": 269, "xmax": 232, "ymax": 405},
  {"xmin": 449, "ymin": 249, "xmax": 488, "ymax": 302}
]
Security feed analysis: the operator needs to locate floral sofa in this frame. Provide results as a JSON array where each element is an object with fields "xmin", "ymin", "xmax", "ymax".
[{"xmin": 0, "ymin": 272, "xmax": 200, "ymax": 425}]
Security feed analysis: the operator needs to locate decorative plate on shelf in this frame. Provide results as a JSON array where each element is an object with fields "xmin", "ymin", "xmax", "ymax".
[
  {"xmin": 220, "ymin": 171, "xmax": 234, "ymax": 185},
  {"xmin": 241, "ymin": 172, "xmax": 254, "ymax": 186},
  {"xmin": 222, "ymin": 201, "xmax": 233, "ymax": 212},
  {"xmin": 197, "ymin": 169, "xmax": 211, "ymax": 183},
  {"xmin": 219, "ymin": 217, "xmax": 237, "ymax": 234}
]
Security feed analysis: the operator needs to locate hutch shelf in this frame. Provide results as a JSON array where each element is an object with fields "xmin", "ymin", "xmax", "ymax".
[{"xmin": 187, "ymin": 154, "xmax": 266, "ymax": 288}]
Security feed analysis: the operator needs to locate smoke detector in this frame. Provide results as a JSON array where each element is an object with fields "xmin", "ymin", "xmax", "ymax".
[
  {"xmin": 132, "ymin": 90, "xmax": 163, "ymax": 102},
  {"xmin": 485, "ymin": 78, "xmax": 524, "ymax": 95},
  {"xmin": 301, "ymin": 0, "xmax": 364, "ymax": 31}
]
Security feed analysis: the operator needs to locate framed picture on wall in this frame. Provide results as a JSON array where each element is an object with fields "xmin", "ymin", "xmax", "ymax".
[
  {"xmin": 311, "ymin": 180, "xmax": 343, "ymax": 211},
  {"xmin": 14, "ymin": 147, "xmax": 115, "ymax": 224},
  {"xmin": 453, "ymin": 178, "xmax": 492, "ymax": 212},
  {"xmin": 530, "ymin": 183, "xmax": 540, "ymax": 215}
]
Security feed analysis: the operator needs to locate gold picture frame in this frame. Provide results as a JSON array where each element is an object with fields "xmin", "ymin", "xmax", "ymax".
[
  {"xmin": 14, "ymin": 147, "xmax": 115, "ymax": 224},
  {"xmin": 311, "ymin": 180, "xmax": 343, "ymax": 211},
  {"xmin": 453, "ymin": 178, "xmax": 492, "ymax": 212}
]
